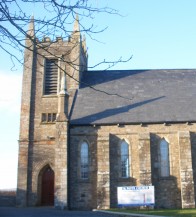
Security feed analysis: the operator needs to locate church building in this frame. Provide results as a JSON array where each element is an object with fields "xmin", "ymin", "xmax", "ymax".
[{"xmin": 16, "ymin": 17, "xmax": 196, "ymax": 210}]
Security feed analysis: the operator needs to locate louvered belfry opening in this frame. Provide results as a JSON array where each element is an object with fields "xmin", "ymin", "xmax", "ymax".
[{"xmin": 44, "ymin": 59, "xmax": 58, "ymax": 95}]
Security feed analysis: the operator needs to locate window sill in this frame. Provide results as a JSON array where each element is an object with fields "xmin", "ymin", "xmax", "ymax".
[
  {"xmin": 42, "ymin": 95, "xmax": 58, "ymax": 98},
  {"xmin": 78, "ymin": 179, "xmax": 90, "ymax": 183},
  {"xmin": 118, "ymin": 177, "xmax": 135, "ymax": 182},
  {"xmin": 41, "ymin": 122, "xmax": 56, "ymax": 125},
  {"xmin": 159, "ymin": 176, "xmax": 175, "ymax": 181}
]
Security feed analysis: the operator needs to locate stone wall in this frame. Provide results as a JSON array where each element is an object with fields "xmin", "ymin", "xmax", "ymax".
[
  {"xmin": 70, "ymin": 123, "xmax": 196, "ymax": 209},
  {"xmin": 0, "ymin": 190, "xmax": 16, "ymax": 207},
  {"xmin": 17, "ymin": 33, "xmax": 87, "ymax": 207},
  {"xmin": 69, "ymin": 131, "xmax": 98, "ymax": 210},
  {"xmin": 191, "ymin": 133, "xmax": 196, "ymax": 205}
]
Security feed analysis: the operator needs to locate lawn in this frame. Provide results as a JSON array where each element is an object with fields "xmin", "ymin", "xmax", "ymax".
[{"xmin": 108, "ymin": 208, "xmax": 196, "ymax": 217}]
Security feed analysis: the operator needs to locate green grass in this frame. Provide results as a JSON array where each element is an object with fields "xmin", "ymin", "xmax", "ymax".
[{"xmin": 107, "ymin": 208, "xmax": 196, "ymax": 217}]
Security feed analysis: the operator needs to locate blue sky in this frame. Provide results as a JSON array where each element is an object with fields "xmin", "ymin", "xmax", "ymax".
[{"xmin": 0, "ymin": 0, "xmax": 196, "ymax": 189}]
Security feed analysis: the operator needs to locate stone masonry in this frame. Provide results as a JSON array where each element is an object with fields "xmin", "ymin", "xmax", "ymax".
[
  {"xmin": 17, "ymin": 16, "xmax": 196, "ymax": 210},
  {"xmin": 69, "ymin": 124, "xmax": 196, "ymax": 209},
  {"xmin": 16, "ymin": 17, "xmax": 87, "ymax": 208}
]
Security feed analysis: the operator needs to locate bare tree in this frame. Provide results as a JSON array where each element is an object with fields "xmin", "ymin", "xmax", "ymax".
[
  {"xmin": 1, "ymin": 0, "xmax": 133, "ymax": 101},
  {"xmin": 0, "ymin": 0, "xmax": 131, "ymax": 69}
]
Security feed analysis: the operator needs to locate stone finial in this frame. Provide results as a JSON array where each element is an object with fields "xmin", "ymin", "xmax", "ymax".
[
  {"xmin": 27, "ymin": 16, "xmax": 35, "ymax": 39},
  {"xmin": 25, "ymin": 16, "xmax": 36, "ymax": 49},
  {"xmin": 70, "ymin": 14, "xmax": 81, "ymax": 42},
  {"xmin": 73, "ymin": 14, "xmax": 80, "ymax": 33}
]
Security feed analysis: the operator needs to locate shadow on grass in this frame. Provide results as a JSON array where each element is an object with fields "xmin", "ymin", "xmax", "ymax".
[{"xmin": 108, "ymin": 208, "xmax": 196, "ymax": 217}]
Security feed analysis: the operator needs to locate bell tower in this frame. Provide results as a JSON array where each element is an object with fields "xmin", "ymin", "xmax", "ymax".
[{"xmin": 16, "ymin": 15, "xmax": 87, "ymax": 208}]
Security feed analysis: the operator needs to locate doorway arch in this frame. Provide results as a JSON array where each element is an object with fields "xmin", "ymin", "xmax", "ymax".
[{"xmin": 40, "ymin": 165, "xmax": 54, "ymax": 206}]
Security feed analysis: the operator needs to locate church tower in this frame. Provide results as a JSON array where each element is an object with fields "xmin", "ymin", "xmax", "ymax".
[{"xmin": 16, "ymin": 16, "xmax": 87, "ymax": 208}]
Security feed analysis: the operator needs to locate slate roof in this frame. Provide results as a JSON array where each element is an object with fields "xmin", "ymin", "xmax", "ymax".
[{"xmin": 70, "ymin": 69, "xmax": 196, "ymax": 125}]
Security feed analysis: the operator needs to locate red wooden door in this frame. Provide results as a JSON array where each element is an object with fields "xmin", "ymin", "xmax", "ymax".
[{"xmin": 41, "ymin": 167, "xmax": 54, "ymax": 206}]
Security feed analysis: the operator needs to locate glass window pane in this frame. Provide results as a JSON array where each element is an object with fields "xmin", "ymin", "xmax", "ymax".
[
  {"xmin": 81, "ymin": 142, "xmax": 89, "ymax": 179},
  {"xmin": 160, "ymin": 139, "xmax": 170, "ymax": 177},
  {"xmin": 42, "ymin": 113, "xmax": 47, "ymax": 122},
  {"xmin": 48, "ymin": 113, "xmax": 52, "ymax": 122},
  {"xmin": 52, "ymin": 113, "xmax": 56, "ymax": 122},
  {"xmin": 121, "ymin": 141, "xmax": 129, "ymax": 178}
]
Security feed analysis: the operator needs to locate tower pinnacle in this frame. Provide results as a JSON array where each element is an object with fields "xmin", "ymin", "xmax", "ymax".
[
  {"xmin": 27, "ymin": 16, "xmax": 35, "ymax": 39},
  {"xmin": 73, "ymin": 14, "xmax": 80, "ymax": 33}
]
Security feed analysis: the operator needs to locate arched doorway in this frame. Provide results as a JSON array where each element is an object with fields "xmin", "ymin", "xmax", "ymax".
[{"xmin": 41, "ymin": 166, "xmax": 54, "ymax": 206}]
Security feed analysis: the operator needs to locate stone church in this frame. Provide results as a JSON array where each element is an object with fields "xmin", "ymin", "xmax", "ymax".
[{"xmin": 16, "ymin": 17, "xmax": 196, "ymax": 210}]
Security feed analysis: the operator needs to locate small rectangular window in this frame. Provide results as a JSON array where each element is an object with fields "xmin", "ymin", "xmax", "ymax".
[
  {"xmin": 44, "ymin": 59, "xmax": 58, "ymax": 95},
  {"xmin": 41, "ymin": 113, "xmax": 56, "ymax": 123},
  {"xmin": 52, "ymin": 113, "xmax": 56, "ymax": 122},
  {"xmin": 48, "ymin": 113, "xmax": 52, "ymax": 122},
  {"xmin": 42, "ymin": 113, "xmax": 47, "ymax": 122}
]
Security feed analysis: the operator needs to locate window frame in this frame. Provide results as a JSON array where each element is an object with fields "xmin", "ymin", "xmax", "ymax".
[
  {"xmin": 80, "ymin": 141, "xmax": 89, "ymax": 180},
  {"xmin": 120, "ymin": 140, "xmax": 130, "ymax": 178},
  {"xmin": 41, "ymin": 113, "xmax": 56, "ymax": 123},
  {"xmin": 159, "ymin": 138, "xmax": 170, "ymax": 177},
  {"xmin": 43, "ymin": 58, "xmax": 59, "ymax": 96}
]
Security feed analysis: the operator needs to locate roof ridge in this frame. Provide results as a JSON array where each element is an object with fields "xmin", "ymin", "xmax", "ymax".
[{"xmin": 86, "ymin": 68, "xmax": 196, "ymax": 73}]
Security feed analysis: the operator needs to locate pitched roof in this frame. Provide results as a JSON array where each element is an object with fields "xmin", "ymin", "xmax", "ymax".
[{"xmin": 70, "ymin": 69, "xmax": 196, "ymax": 125}]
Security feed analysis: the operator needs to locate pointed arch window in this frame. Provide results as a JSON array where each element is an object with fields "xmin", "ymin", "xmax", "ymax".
[
  {"xmin": 120, "ymin": 140, "xmax": 130, "ymax": 178},
  {"xmin": 80, "ymin": 142, "xmax": 89, "ymax": 179},
  {"xmin": 159, "ymin": 139, "xmax": 170, "ymax": 177}
]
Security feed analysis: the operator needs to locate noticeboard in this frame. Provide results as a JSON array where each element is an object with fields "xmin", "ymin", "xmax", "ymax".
[{"xmin": 117, "ymin": 186, "xmax": 155, "ymax": 207}]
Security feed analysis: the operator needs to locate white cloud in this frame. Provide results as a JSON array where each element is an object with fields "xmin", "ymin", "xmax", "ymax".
[
  {"xmin": 0, "ymin": 70, "xmax": 22, "ymax": 189},
  {"xmin": 0, "ymin": 71, "xmax": 22, "ymax": 113},
  {"xmin": 0, "ymin": 153, "xmax": 18, "ymax": 189}
]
